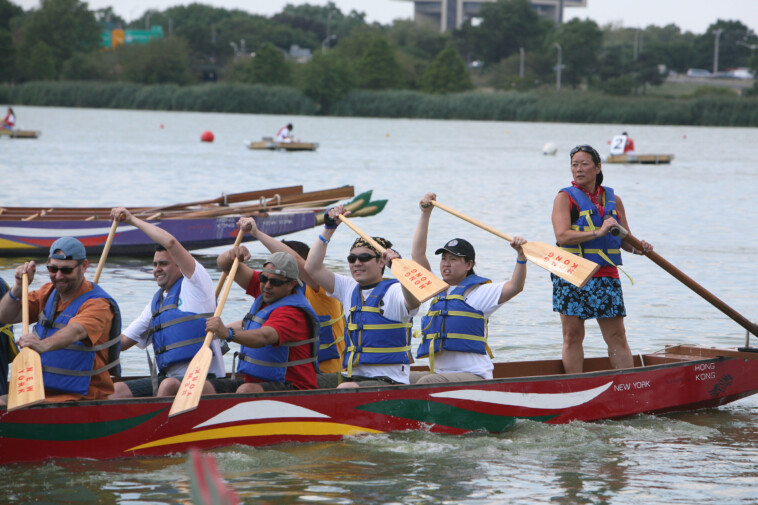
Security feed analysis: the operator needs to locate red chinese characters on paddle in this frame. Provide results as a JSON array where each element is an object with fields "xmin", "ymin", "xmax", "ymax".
[
  {"xmin": 544, "ymin": 251, "xmax": 579, "ymax": 275},
  {"xmin": 404, "ymin": 268, "xmax": 432, "ymax": 290}
]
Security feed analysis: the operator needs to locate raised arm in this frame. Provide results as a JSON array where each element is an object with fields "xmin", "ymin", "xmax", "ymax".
[
  {"xmin": 411, "ymin": 192, "xmax": 435, "ymax": 271},
  {"xmin": 304, "ymin": 206, "xmax": 347, "ymax": 294},
  {"xmin": 498, "ymin": 236, "xmax": 527, "ymax": 304},
  {"xmin": 111, "ymin": 207, "xmax": 197, "ymax": 278}
]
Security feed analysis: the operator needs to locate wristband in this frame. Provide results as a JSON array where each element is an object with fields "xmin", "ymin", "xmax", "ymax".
[
  {"xmin": 318, "ymin": 234, "xmax": 329, "ymax": 244},
  {"xmin": 323, "ymin": 208, "xmax": 337, "ymax": 229},
  {"xmin": 516, "ymin": 259, "xmax": 527, "ymax": 264},
  {"xmin": 226, "ymin": 327, "xmax": 235, "ymax": 342},
  {"xmin": 7, "ymin": 290, "xmax": 20, "ymax": 301}
]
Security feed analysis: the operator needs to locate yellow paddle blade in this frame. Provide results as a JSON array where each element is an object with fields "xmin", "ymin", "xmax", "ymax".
[
  {"xmin": 390, "ymin": 258, "xmax": 449, "ymax": 304},
  {"xmin": 522, "ymin": 241, "xmax": 599, "ymax": 288},
  {"xmin": 7, "ymin": 348, "xmax": 45, "ymax": 411},
  {"xmin": 169, "ymin": 344, "xmax": 212, "ymax": 417}
]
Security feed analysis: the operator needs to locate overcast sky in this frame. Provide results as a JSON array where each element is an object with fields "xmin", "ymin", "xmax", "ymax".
[{"xmin": 11, "ymin": 0, "xmax": 758, "ymax": 35}]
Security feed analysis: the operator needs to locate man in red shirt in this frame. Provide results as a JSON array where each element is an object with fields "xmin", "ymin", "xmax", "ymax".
[{"xmin": 204, "ymin": 249, "xmax": 319, "ymax": 393}]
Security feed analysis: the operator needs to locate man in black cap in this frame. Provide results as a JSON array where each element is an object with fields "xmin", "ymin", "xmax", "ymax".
[
  {"xmin": 0, "ymin": 237, "xmax": 121, "ymax": 404},
  {"xmin": 203, "ymin": 246, "xmax": 320, "ymax": 393},
  {"xmin": 410, "ymin": 193, "xmax": 527, "ymax": 384}
]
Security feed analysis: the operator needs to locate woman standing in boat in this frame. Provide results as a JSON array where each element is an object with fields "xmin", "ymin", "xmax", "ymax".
[{"xmin": 551, "ymin": 144, "xmax": 653, "ymax": 374}]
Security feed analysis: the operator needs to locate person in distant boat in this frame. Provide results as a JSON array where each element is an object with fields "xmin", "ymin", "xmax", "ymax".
[
  {"xmin": 305, "ymin": 205, "xmax": 420, "ymax": 388},
  {"xmin": 203, "ymin": 247, "xmax": 320, "ymax": 394},
  {"xmin": 1, "ymin": 107, "xmax": 15, "ymax": 129},
  {"xmin": 410, "ymin": 192, "xmax": 527, "ymax": 384},
  {"xmin": 108, "ymin": 207, "xmax": 223, "ymax": 398},
  {"xmin": 0, "ymin": 276, "xmax": 18, "ymax": 396},
  {"xmin": 551, "ymin": 144, "xmax": 653, "ymax": 374},
  {"xmin": 235, "ymin": 216, "xmax": 345, "ymax": 374},
  {"xmin": 0, "ymin": 237, "xmax": 121, "ymax": 405},
  {"xmin": 622, "ymin": 131, "xmax": 635, "ymax": 153},
  {"xmin": 275, "ymin": 123, "xmax": 293, "ymax": 143}
]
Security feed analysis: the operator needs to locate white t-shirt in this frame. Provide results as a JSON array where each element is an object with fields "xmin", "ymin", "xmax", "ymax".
[
  {"xmin": 275, "ymin": 126, "xmax": 292, "ymax": 142},
  {"xmin": 329, "ymin": 274, "xmax": 418, "ymax": 384},
  {"xmin": 418, "ymin": 281, "xmax": 507, "ymax": 380},
  {"xmin": 123, "ymin": 260, "xmax": 225, "ymax": 379}
]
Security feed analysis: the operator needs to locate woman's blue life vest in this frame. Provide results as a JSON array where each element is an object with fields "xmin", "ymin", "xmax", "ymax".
[
  {"xmin": 33, "ymin": 283, "xmax": 122, "ymax": 396},
  {"xmin": 416, "ymin": 275, "xmax": 492, "ymax": 372},
  {"xmin": 296, "ymin": 284, "xmax": 344, "ymax": 364},
  {"xmin": 148, "ymin": 277, "xmax": 214, "ymax": 373},
  {"xmin": 559, "ymin": 185, "xmax": 623, "ymax": 268},
  {"xmin": 236, "ymin": 291, "xmax": 320, "ymax": 383},
  {"xmin": 343, "ymin": 279, "xmax": 413, "ymax": 377}
]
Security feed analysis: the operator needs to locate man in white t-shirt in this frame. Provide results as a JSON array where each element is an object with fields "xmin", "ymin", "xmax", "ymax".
[
  {"xmin": 305, "ymin": 204, "xmax": 420, "ymax": 387},
  {"xmin": 275, "ymin": 123, "xmax": 293, "ymax": 143},
  {"xmin": 410, "ymin": 193, "xmax": 527, "ymax": 384},
  {"xmin": 108, "ymin": 208, "xmax": 224, "ymax": 398}
]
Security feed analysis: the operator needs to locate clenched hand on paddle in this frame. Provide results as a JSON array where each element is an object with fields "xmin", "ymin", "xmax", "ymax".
[
  {"xmin": 430, "ymin": 200, "xmax": 600, "ymax": 288},
  {"xmin": 169, "ymin": 230, "xmax": 246, "ymax": 417}
]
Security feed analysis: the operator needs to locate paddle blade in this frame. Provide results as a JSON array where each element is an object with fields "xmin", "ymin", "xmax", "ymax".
[
  {"xmin": 522, "ymin": 241, "xmax": 599, "ymax": 288},
  {"xmin": 390, "ymin": 258, "xmax": 449, "ymax": 304},
  {"xmin": 7, "ymin": 348, "xmax": 45, "ymax": 411},
  {"xmin": 169, "ymin": 345, "xmax": 212, "ymax": 417}
]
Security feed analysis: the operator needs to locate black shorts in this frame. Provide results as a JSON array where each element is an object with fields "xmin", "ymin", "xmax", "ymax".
[
  {"xmin": 123, "ymin": 373, "xmax": 217, "ymax": 397},
  {"xmin": 317, "ymin": 373, "xmax": 403, "ymax": 388},
  {"xmin": 208, "ymin": 376, "xmax": 296, "ymax": 393}
]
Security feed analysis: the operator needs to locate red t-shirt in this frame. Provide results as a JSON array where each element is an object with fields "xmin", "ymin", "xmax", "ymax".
[{"xmin": 244, "ymin": 271, "xmax": 316, "ymax": 389}]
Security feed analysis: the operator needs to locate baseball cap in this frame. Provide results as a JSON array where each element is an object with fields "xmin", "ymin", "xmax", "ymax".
[
  {"xmin": 262, "ymin": 251, "xmax": 302, "ymax": 285},
  {"xmin": 434, "ymin": 238, "xmax": 475, "ymax": 262},
  {"xmin": 49, "ymin": 237, "xmax": 87, "ymax": 260}
]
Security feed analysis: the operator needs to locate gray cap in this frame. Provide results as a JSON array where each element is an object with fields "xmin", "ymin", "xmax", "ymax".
[
  {"xmin": 49, "ymin": 236, "xmax": 87, "ymax": 260},
  {"xmin": 262, "ymin": 251, "xmax": 301, "ymax": 285}
]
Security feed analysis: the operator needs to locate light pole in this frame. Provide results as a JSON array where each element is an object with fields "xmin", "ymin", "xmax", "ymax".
[
  {"xmin": 634, "ymin": 29, "xmax": 644, "ymax": 60},
  {"xmin": 145, "ymin": 10, "xmax": 154, "ymax": 30},
  {"xmin": 554, "ymin": 42, "xmax": 563, "ymax": 91},
  {"xmin": 713, "ymin": 28, "xmax": 724, "ymax": 74},
  {"xmin": 519, "ymin": 47, "xmax": 525, "ymax": 78},
  {"xmin": 322, "ymin": 11, "xmax": 334, "ymax": 54}
]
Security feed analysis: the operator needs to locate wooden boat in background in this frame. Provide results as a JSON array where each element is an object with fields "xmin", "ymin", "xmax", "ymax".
[
  {"xmin": 0, "ymin": 185, "xmax": 387, "ymax": 257},
  {"xmin": 606, "ymin": 153, "xmax": 674, "ymax": 164},
  {"xmin": 0, "ymin": 129, "xmax": 40, "ymax": 139},
  {"xmin": 247, "ymin": 138, "xmax": 319, "ymax": 151},
  {"xmin": 1, "ymin": 344, "xmax": 757, "ymax": 464}
]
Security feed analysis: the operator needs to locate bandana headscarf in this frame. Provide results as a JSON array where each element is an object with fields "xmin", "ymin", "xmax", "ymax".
[{"xmin": 351, "ymin": 236, "xmax": 392, "ymax": 254}]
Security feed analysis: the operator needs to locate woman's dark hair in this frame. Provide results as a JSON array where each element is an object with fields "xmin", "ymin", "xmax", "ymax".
[{"xmin": 570, "ymin": 144, "xmax": 603, "ymax": 186}]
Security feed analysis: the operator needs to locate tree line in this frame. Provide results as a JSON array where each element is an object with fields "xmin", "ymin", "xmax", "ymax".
[{"xmin": 1, "ymin": 0, "xmax": 757, "ymax": 113}]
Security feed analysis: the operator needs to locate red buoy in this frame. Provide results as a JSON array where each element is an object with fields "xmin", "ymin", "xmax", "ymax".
[{"xmin": 201, "ymin": 131, "xmax": 214, "ymax": 142}]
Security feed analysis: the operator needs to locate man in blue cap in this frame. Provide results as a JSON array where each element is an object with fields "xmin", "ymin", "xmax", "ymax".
[{"xmin": 0, "ymin": 237, "xmax": 121, "ymax": 404}]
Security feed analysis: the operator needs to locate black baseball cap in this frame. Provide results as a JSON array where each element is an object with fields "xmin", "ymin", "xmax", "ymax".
[{"xmin": 434, "ymin": 238, "xmax": 475, "ymax": 261}]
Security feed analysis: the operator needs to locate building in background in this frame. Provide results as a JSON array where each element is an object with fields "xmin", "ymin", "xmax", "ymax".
[{"xmin": 398, "ymin": 0, "xmax": 587, "ymax": 32}]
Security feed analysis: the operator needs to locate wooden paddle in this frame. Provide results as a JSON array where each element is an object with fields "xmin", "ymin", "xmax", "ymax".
[
  {"xmin": 170, "ymin": 247, "xmax": 243, "ymax": 416},
  {"xmin": 431, "ymin": 201, "xmax": 599, "ymax": 288},
  {"xmin": 93, "ymin": 219, "xmax": 118, "ymax": 284},
  {"xmin": 611, "ymin": 225, "xmax": 758, "ymax": 336},
  {"xmin": 338, "ymin": 215, "xmax": 449, "ymax": 303},
  {"xmin": 214, "ymin": 229, "xmax": 246, "ymax": 299},
  {"xmin": 7, "ymin": 273, "xmax": 45, "ymax": 411}
]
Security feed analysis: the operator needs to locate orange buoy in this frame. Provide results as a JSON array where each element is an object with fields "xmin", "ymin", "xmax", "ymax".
[{"xmin": 201, "ymin": 131, "xmax": 214, "ymax": 142}]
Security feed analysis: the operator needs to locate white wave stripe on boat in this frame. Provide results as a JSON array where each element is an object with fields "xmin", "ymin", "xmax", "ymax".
[
  {"xmin": 194, "ymin": 400, "xmax": 330, "ymax": 429},
  {"xmin": 430, "ymin": 382, "xmax": 614, "ymax": 410},
  {"xmin": 0, "ymin": 225, "xmax": 138, "ymax": 238}
]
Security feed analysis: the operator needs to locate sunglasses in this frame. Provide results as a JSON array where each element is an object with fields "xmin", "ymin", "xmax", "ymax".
[
  {"xmin": 47, "ymin": 261, "xmax": 82, "ymax": 275},
  {"xmin": 258, "ymin": 273, "xmax": 290, "ymax": 287},
  {"xmin": 570, "ymin": 145, "xmax": 600, "ymax": 162},
  {"xmin": 347, "ymin": 253, "xmax": 380, "ymax": 264}
]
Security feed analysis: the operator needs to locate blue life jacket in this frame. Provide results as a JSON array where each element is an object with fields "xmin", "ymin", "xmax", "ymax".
[
  {"xmin": 237, "ymin": 292, "xmax": 319, "ymax": 383},
  {"xmin": 559, "ymin": 185, "xmax": 623, "ymax": 268},
  {"xmin": 34, "ymin": 283, "xmax": 122, "ymax": 396},
  {"xmin": 343, "ymin": 279, "xmax": 412, "ymax": 377},
  {"xmin": 296, "ymin": 284, "xmax": 343, "ymax": 363},
  {"xmin": 148, "ymin": 277, "xmax": 214, "ymax": 373},
  {"xmin": 416, "ymin": 275, "xmax": 491, "ymax": 371}
]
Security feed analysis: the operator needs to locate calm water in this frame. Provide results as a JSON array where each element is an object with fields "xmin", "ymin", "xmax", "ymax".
[{"xmin": 1, "ymin": 106, "xmax": 757, "ymax": 503}]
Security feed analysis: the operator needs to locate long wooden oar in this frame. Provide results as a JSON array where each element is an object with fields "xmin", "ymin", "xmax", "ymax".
[
  {"xmin": 431, "ymin": 201, "xmax": 599, "ymax": 288},
  {"xmin": 338, "ymin": 215, "xmax": 448, "ymax": 303},
  {"xmin": 612, "ymin": 225, "xmax": 758, "ymax": 336},
  {"xmin": 214, "ymin": 230, "xmax": 246, "ymax": 299},
  {"xmin": 170, "ymin": 250, "xmax": 243, "ymax": 416},
  {"xmin": 93, "ymin": 220, "xmax": 118, "ymax": 284},
  {"xmin": 7, "ymin": 273, "xmax": 45, "ymax": 411}
]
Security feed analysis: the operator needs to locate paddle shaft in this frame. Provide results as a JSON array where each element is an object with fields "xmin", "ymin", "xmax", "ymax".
[
  {"xmin": 22, "ymin": 273, "xmax": 29, "ymax": 334},
  {"xmin": 215, "ymin": 230, "xmax": 246, "ymax": 298},
  {"xmin": 93, "ymin": 220, "xmax": 118, "ymax": 284},
  {"xmin": 612, "ymin": 226, "xmax": 758, "ymax": 336},
  {"xmin": 431, "ymin": 201, "xmax": 514, "ymax": 241}
]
